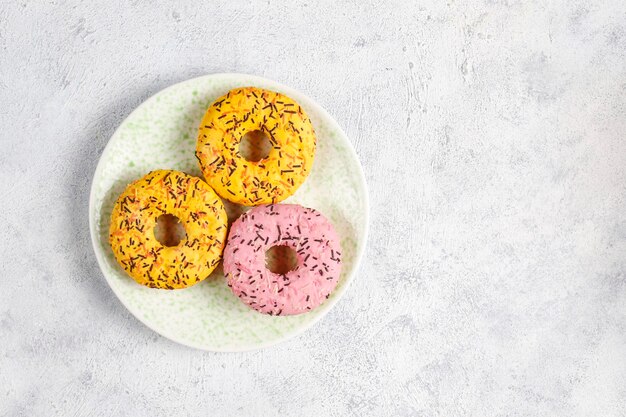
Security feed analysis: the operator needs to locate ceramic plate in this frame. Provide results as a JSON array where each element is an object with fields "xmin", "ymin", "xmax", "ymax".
[{"xmin": 89, "ymin": 74, "xmax": 369, "ymax": 351}]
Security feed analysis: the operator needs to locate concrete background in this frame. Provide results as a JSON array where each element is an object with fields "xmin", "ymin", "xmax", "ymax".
[{"xmin": 1, "ymin": 0, "xmax": 625, "ymax": 415}]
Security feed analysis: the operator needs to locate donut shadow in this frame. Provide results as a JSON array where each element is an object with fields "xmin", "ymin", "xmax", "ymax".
[{"xmin": 204, "ymin": 198, "xmax": 250, "ymax": 282}]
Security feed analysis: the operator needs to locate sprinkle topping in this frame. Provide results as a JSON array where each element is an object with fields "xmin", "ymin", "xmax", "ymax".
[
  {"xmin": 109, "ymin": 170, "xmax": 228, "ymax": 289},
  {"xmin": 223, "ymin": 204, "xmax": 342, "ymax": 316},
  {"xmin": 196, "ymin": 87, "xmax": 316, "ymax": 206}
]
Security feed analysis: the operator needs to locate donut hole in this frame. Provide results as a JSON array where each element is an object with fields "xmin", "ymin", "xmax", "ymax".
[
  {"xmin": 153, "ymin": 214, "xmax": 187, "ymax": 247},
  {"xmin": 265, "ymin": 245, "xmax": 299, "ymax": 274},
  {"xmin": 239, "ymin": 130, "xmax": 272, "ymax": 162}
]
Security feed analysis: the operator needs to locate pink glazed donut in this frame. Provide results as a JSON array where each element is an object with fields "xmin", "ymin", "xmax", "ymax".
[{"xmin": 223, "ymin": 204, "xmax": 342, "ymax": 316}]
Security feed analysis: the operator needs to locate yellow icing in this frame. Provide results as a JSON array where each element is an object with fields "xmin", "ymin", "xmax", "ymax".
[
  {"xmin": 196, "ymin": 87, "xmax": 316, "ymax": 206},
  {"xmin": 109, "ymin": 170, "xmax": 227, "ymax": 289}
]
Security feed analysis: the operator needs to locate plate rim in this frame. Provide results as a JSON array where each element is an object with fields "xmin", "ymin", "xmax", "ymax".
[{"xmin": 88, "ymin": 73, "xmax": 370, "ymax": 352}]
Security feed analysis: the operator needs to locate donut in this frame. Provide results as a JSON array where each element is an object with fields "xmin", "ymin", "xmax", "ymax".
[
  {"xmin": 223, "ymin": 204, "xmax": 342, "ymax": 316},
  {"xmin": 109, "ymin": 170, "xmax": 228, "ymax": 289},
  {"xmin": 196, "ymin": 87, "xmax": 316, "ymax": 206}
]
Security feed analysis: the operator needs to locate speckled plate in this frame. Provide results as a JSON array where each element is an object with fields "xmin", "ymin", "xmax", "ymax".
[{"xmin": 89, "ymin": 74, "xmax": 369, "ymax": 351}]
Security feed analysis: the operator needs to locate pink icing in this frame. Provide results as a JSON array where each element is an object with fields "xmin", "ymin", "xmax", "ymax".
[{"xmin": 223, "ymin": 204, "xmax": 342, "ymax": 316}]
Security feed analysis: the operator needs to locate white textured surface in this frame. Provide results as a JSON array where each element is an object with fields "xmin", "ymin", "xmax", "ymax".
[{"xmin": 1, "ymin": 0, "xmax": 625, "ymax": 415}]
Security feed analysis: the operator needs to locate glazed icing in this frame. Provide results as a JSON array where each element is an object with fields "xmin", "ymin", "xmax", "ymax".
[{"xmin": 223, "ymin": 204, "xmax": 342, "ymax": 315}]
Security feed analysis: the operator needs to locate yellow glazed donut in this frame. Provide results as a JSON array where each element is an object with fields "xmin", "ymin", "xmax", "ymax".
[
  {"xmin": 196, "ymin": 87, "xmax": 316, "ymax": 206},
  {"xmin": 109, "ymin": 170, "xmax": 227, "ymax": 289}
]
